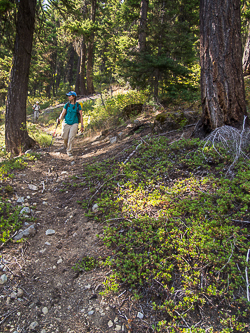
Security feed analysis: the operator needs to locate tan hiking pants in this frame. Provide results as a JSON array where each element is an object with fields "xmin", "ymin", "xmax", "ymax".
[{"xmin": 61, "ymin": 121, "xmax": 78, "ymax": 153}]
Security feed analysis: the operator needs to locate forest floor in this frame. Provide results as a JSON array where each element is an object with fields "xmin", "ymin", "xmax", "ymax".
[{"xmin": 1, "ymin": 110, "xmax": 185, "ymax": 333}]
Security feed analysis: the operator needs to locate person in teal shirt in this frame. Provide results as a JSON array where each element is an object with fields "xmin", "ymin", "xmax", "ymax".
[{"xmin": 57, "ymin": 91, "xmax": 84, "ymax": 157}]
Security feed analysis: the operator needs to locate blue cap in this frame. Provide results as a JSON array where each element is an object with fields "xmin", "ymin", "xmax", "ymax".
[{"xmin": 66, "ymin": 91, "xmax": 77, "ymax": 97}]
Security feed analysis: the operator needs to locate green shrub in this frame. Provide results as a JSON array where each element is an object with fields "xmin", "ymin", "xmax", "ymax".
[{"xmin": 76, "ymin": 136, "xmax": 250, "ymax": 332}]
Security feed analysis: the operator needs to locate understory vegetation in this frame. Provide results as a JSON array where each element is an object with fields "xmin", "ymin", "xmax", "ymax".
[
  {"xmin": 0, "ymin": 152, "xmax": 38, "ymax": 244},
  {"xmin": 1, "ymin": 84, "xmax": 250, "ymax": 330},
  {"xmin": 71, "ymin": 135, "xmax": 250, "ymax": 332}
]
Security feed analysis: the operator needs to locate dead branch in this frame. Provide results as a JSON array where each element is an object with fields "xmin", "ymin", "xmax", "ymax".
[{"xmin": 245, "ymin": 249, "xmax": 250, "ymax": 302}]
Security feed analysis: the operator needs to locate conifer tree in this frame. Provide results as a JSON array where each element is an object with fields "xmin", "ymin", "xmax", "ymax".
[{"xmin": 197, "ymin": 0, "xmax": 247, "ymax": 137}]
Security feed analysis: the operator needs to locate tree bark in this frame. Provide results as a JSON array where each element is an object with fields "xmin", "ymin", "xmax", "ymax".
[
  {"xmin": 86, "ymin": 38, "xmax": 95, "ymax": 94},
  {"xmin": 76, "ymin": 39, "xmax": 87, "ymax": 96},
  {"xmin": 243, "ymin": 26, "xmax": 250, "ymax": 76},
  {"xmin": 198, "ymin": 0, "xmax": 247, "ymax": 136},
  {"xmin": 86, "ymin": 0, "xmax": 96, "ymax": 95},
  {"xmin": 5, "ymin": 0, "xmax": 36, "ymax": 155},
  {"xmin": 66, "ymin": 44, "xmax": 75, "ymax": 86},
  {"xmin": 138, "ymin": 0, "xmax": 148, "ymax": 52}
]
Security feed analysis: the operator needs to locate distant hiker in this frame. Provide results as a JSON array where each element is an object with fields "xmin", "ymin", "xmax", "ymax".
[
  {"xmin": 32, "ymin": 101, "xmax": 40, "ymax": 122},
  {"xmin": 57, "ymin": 91, "xmax": 84, "ymax": 157}
]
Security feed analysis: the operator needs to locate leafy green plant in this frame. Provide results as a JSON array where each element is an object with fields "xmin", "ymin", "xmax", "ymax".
[
  {"xmin": 77, "ymin": 136, "xmax": 250, "ymax": 332},
  {"xmin": 72, "ymin": 256, "xmax": 99, "ymax": 272},
  {"xmin": 0, "ymin": 199, "xmax": 29, "ymax": 244}
]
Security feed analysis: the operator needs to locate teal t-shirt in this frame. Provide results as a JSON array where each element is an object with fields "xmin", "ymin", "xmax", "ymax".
[{"xmin": 64, "ymin": 102, "xmax": 82, "ymax": 125}]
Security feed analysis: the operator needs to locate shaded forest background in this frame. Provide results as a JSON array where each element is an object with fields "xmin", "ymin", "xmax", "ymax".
[{"xmin": 1, "ymin": 0, "xmax": 203, "ymax": 107}]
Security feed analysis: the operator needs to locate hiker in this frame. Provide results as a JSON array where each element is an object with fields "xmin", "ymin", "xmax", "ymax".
[
  {"xmin": 57, "ymin": 91, "xmax": 84, "ymax": 157},
  {"xmin": 32, "ymin": 101, "xmax": 40, "ymax": 122}
]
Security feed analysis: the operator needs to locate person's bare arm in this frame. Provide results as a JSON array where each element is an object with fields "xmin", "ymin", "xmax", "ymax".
[{"xmin": 58, "ymin": 108, "xmax": 66, "ymax": 123}]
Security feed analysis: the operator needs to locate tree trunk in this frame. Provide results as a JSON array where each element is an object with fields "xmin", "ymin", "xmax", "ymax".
[
  {"xmin": 66, "ymin": 45, "xmax": 75, "ymax": 86},
  {"xmin": 243, "ymin": 26, "xmax": 250, "ymax": 76},
  {"xmin": 75, "ymin": 54, "xmax": 81, "ymax": 95},
  {"xmin": 80, "ymin": 39, "xmax": 87, "ymax": 96},
  {"xmin": 5, "ymin": 0, "xmax": 36, "ymax": 155},
  {"xmin": 198, "ymin": 0, "xmax": 247, "ymax": 137},
  {"xmin": 138, "ymin": 0, "xmax": 148, "ymax": 52},
  {"xmin": 86, "ymin": 38, "xmax": 95, "ymax": 94},
  {"xmin": 86, "ymin": 0, "xmax": 96, "ymax": 95}
]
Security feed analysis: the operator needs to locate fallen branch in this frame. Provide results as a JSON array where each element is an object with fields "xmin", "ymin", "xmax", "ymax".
[
  {"xmin": 174, "ymin": 310, "xmax": 190, "ymax": 328},
  {"xmin": 88, "ymin": 174, "xmax": 126, "ymax": 207},
  {"xmin": 246, "ymin": 249, "xmax": 250, "ymax": 302},
  {"xmin": 0, "ymin": 308, "xmax": 19, "ymax": 325},
  {"xmin": 216, "ymin": 242, "xmax": 234, "ymax": 275},
  {"xmin": 232, "ymin": 219, "xmax": 250, "ymax": 224},
  {"xmin": 124, "ymin": 142, "xmax": 142, "ymax": 164}
]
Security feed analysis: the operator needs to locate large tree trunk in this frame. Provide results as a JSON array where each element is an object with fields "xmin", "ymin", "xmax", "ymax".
[
  {"xmin": 86, "ymin": 0, "xmax": 96, "ymax": 95},
  {"xmin": 138, "ymin": 0, "xmax": 148, "ymax": 52},
  {"xmin": 198, "ymin": 0, "xmax": 247, "ymax": 137},
  {"xmin": 75, "ymin": 39, "xmax": 87, "ymax": 96},
  {"xmin": 243, "ymin": 26, "xmax": 250, "ymax": 76},
  {"xmin": 86, "ymin": 39, "xmax": 95, "ymax": 94},
  {"xmin": 80, "ymin": 40, "xmax": 87, "ymax": 95},
  {"xmin": 75, "ymin": 53, "xmax": 81, "ymax": 95},
  {"xmin": 5, "ymin": 0, "xmax": 36, "ymax": 155},
  {"xmin": 66, "ymin": 45, "xmax": 75, "ymax": 86}
]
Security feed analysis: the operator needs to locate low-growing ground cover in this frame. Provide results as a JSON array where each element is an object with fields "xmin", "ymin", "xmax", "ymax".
[
  {"xmin": 0, "ymin": 153, "xmax": 39, "ymax": 244},
  {"xmin": 0, "ymin": 87, "xmax": 250, "ymax": 331},
  {"xmin": 72, "ymin": 136, "xmax": 250, "ymax": 332}
]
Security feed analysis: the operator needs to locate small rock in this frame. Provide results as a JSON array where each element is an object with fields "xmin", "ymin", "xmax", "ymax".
[
  {"xmin": 115, "ymin": 325, "xmax": 122, "ymax": 331},
  {"xmin": 16, "ymin": 288, "xmax": 24, "ymax": 297},
  {"xmin": 114, "ymin": 317, "xmax": 119, "ymax": 323},
  {"xmin": 61, "ymin": 171, "xmax": 68, "ymax": 174},
  {"xmin": 42, "ymin": 307, "xmax": 48, "ymax": 315},
  {"xmin": 25, "ymin": 149, "xmax": 33, "ymax": 154},
  {"xmin": 10, "ymin": 292, "xmax": 17, "ymax": 299},
  {"xmin": 13, "ymin": 225, "xmax": 36, "ymax": 240},
  {"xmin": 92, "ymin": 204, "xmax": 98, "ymax": 212},
  {"xmin": 134, "ymin": 119, "xmax": 140, "ymax": 124},
  {"xmin": 0, "ymin": 274, "xmax": 8, "ymax": 284},
  {"xmin": 110, "ymin": 136, "xmax": 118, "ymax": 144},
  {"xmin": 137, "ymin": 312, "xmax": 144, "ymax": 319},
  {"xmin": 17, "ymin": 197, "xmax": 24, "ymax": 204},
  {"xmin": 118, "ymin": 132, "xmax": 125, "ymax": 139},
  {"xmin": 84, "ymin": 284, "xmax": 91, "ymax": 289},
  {"xmin": 41, "ymin": 330, "xmax": 46, "ymax": 333},
  {"xmin": 45, "ymin": 242, "xmax": 51, "ymax": 246},
  {"xmin": 88, "ymin": 310, "xmax": 94, "ymax": 315},
  {"xmin": 46, "ymin": 229, "xmax": 55, "ymax": 236},
  {"xmin": 71, "ymin": 161, "xmax": 75, "ymax": 165},
  {"xmin": 28, "ymin": 184, "xmax": 38, "ymax": 191},
  {"xmin": 29, "ymin": 321, "xmax": 38, "ymax": 330},
  {"xmin": 108, "ymin": 320, "xmax": 113, "ymax": 328},
  {"xmin": 20, "ymin": 207, "xmax": 31, "ymax": 215},
  {"xmin": 57, "ymin": 258, "xmax": 63, "ymax": 264}
]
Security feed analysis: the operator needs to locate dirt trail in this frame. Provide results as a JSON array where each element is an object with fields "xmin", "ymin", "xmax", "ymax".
[
  {"xmin": 0, "ymin": 127, "xmax": 141, "ymax": 333},
  {"xmin": 0, "ymin": 108, "xmax": 160, "ymax": 333}
]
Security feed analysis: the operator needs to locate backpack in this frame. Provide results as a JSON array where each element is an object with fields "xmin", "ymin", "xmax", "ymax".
[{"xmin": 65, "ymin": 102, "xmax": 81, "ymax": 123}]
